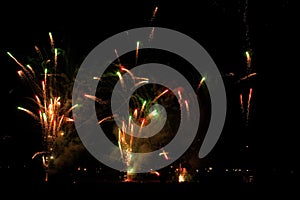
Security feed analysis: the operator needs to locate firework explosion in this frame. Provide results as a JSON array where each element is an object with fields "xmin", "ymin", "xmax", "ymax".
[
  {"xmin": 238, "ymin": 0, "xmax": 257, "ymax": 126},
  {"xmin": 85, "ymin": 58, "xmax": 195, "ymax": 182},
  {"xmin": 8, "ymin": 33, "xmax": 80, "ymax": 182},
  {"xmin": 224, "ymin": 0, "xmax": 256, "ymax": 126},
  {"xmin": 8, "ymin": 1, "xmax": 258, "ymax": 184},
  {"xmin": 71, "ymin": 4, "xmax": 211, "ymax": 183},
  {"xmin": 78, "ymin": 6, "xmax": 206, "ymax": 181}
]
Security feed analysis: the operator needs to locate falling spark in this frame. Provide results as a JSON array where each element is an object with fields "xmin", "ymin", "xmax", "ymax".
[
  {"xmin": 240, "ymin": 93, "xmax": 244, "ymax": 114},
  {"xmin": 116, "ymin": 71, "xmax": 124, "ymax": 88},
  {"xmin": 34, "ymin": 46, "xmax": 44, "ymax": 64},
  {"xmin": 133, "ymin": 80, "xmax": 149, "ymax": 88},
  {"xmin": 98, "ymin": 115, "xmax": 116, "ymax": 125},
  {"xmin": 140, "ymin": 100, "xmax": 147, "ymax": 115},
  {"xmin": 17, "ymin": 107, "xmax": 39, "ymax": 120},
  {"xmin": 150, "ymin": 6, "xmax": 158, "ymax": 23},
  {"xmin": 84, "ymin": 94, "xmax": 108, "ymax": 104},
  {"xmin": 7, "ymin": 52, "xmax": 27, "ymax": 72},
  {"xmin": 151, "ymin": 89, "xmax": 169, "ymax": 104},
  {"xmin": 197, "ymin": 77, "xmax": 206, "ymax": 90},
  {"xmin": 246, "ymin": 88, "xmax": 253, "ymax": 124},
  {"xmin": 139, "ymin": 118, "xmax": 146, "ymax": 134},
  {"xmin": 149, "ymin": 27, "xmax": 155, "ymax": 41},
  {"xmin": 159, "ymin": 149, "xmax": 169, "ymax": 160},
  {"xmin": 135, "ymin": 41, "xmax": 140, "ymax": 66},
  {"xmin": 133, "ymin": 108, "xmax": 138, "ymax": 119},
  {"xmin": 54, "ymin": 48, "xmax": 58, "ymax": 68},
  {"xmin": 177, "ymin": 90, "xmax": 182, "ymax": 102},
  {"xmin": 114, "ymin": 49, "xmax": 121, "ymax": 65},
  {"xmin": 93, "ymin": 76, "xmax": 101, "ymax": 80},
  {"xmin": 240, "ymin": 72, "xmax": 257, "ymax": 81},
  {"xmin": 150, "ymin": 169, "xmax": 160, "ymax": 176},
  {"xmin": 31, "ymin": 151, "xmax": 47, "ymax": 159},
  {"xmin": 245, "ymin": 51, "xmax": 251, "ymax": 68},
  {"xmin": 184, "ymin": 100, "xmax": 190, "ymax": 119},
  {"xmin": 149, "ymin": 6, "xmax": 158, "ymax": 41},
  {"xmin": 49, "ymin": 32, "xmax": 55, "ymax": 51}
]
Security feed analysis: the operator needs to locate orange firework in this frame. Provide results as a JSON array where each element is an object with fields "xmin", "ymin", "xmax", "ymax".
[
  {"xmin": 9, "ymin": 32, "xmax": 78, "ymax": 182},
  {"xmin": 246, "ymin": 87, "xmax": 253, "ymax": 125}
]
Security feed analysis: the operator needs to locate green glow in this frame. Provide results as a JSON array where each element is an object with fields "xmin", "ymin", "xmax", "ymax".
[{"xmin": 7, "ymin": 52, "xmax": 13, "ymax": 58}]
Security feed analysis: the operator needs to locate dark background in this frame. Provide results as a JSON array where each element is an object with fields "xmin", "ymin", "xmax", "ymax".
[{"xmin": 0, "ymin": 0, "xmax": 296, "ymax": 195}]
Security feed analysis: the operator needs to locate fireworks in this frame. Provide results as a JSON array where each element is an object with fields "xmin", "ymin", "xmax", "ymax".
[
  {"xmin": 74, "ymin": 4, "xmax": 197, "ymax": 181},
  {"xmin": 8, "ymin": 1, "xmax": 259, "ymax": 184},
  {"xmin": 240, "ymin": 87, "xmax": 253, "ymax": 126},
  {"xmin": 77, "ymin": 24, "xmax": 206, "ymax": 182},
  {"xmin": 237, "ymin": 0, "xmax": 257, "ymax": 126},
  {"xmin": 70, "ymin": 3, "xmax": 223, "ymax": 183},
  {"xmin": 86, "ymin": 62, "xmax": 193, "ymax": 181},
  {"xmin": 8, "ymin": 32, "xmax": 79, "ymax": 182}
]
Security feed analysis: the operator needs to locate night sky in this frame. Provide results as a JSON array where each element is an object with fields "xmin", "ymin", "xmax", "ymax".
[{"xmin": 0, "ymin": 0, "xmax": 296, "ymax": 194}]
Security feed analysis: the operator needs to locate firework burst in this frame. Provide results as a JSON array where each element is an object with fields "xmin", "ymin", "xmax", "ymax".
[
  {"xmin": 82, "ymin": 38, "xmax": 200, "ymax": 182},
  {"xmin": 73, "ymin": 4, "xmax": 210, "ymax": 181},
  {"xmin": 8, "ymin": 32, "xmax": 79, "ymax": 182}
]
